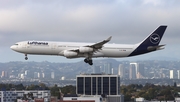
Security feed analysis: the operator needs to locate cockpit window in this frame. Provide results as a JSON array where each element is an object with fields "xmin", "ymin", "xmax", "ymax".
[{"xmin": 14, "ymin": 44, "xmax": 18, "ymax": 45}]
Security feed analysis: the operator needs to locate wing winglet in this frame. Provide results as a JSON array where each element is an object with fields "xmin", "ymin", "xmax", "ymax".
[{"xmin": 106, "ymin": 36, "xmax": 112, "ymax": 42}]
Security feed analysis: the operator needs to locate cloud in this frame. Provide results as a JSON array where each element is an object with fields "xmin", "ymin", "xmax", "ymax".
[{"xmin": 0, "ymin": 1, "xmax": 179, "ymax": 39}]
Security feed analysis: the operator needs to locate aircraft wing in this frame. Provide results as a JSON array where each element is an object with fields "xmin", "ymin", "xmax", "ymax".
[
  {"xmin": 87, "ymin": 36, "xmax": 112, "ymax": 49},
  {"xmin": 69, "ymin": 36, "xmax": 112, "ymax": 52}
]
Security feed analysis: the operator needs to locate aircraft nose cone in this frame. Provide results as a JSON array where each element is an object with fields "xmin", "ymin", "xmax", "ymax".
[{"xmin": 10, "ymin": 45, "xmax": 16, "ymax": 50}]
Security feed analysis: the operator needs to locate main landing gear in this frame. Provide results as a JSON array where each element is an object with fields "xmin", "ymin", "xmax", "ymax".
[
  {"xmin": 25, "ymin": 54, "xmax": 28, "ymax": 60},
  {"xmin": 84, "ymin": 58, "xmax": 93, "ymax": 65}
]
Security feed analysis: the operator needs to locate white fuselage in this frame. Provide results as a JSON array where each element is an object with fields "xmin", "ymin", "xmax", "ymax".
[{"xmin": 10, "ymin": 41, "xmax": 137, "ymax": 58}]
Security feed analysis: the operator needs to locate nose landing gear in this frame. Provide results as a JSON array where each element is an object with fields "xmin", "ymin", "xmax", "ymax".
[{"xmin": 25, "ymin": 54, "xmax": 28, "ymax": 60}]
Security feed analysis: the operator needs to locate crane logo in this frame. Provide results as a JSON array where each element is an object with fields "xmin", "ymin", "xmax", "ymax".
[{"xmin": 150, "ymin": 33, "xmax": 160, "ymax": 44}]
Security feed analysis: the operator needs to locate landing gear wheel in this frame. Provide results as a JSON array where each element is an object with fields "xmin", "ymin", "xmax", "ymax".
[
  {"xmin": 89, "ymin": 62, "xmax": 93, "ymax": 65},
  {"xmin": 84, "ymin": 59, "xmax": 88, "ymax": 63},
  {"xmin": 25, "ymin": 57, "xmax": 28, "ymax": 60},
  {"xmin": 88, "ymin": 60, "xmax": 93, "ymax": 65},
  {"xmin": 84, "ymin": 58, "xmax": 93, "ymax": 65}
]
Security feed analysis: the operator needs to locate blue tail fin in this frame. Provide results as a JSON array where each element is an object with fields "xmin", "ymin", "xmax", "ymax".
[
  {"xmin": 139, "ymin": 25, "xmax": 167, "ymax": 46},
  {"xmin": 129, "ymin": 25, "xmax": 167, "ymax": 56}
]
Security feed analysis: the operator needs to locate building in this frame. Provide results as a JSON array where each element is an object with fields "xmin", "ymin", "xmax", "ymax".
[
  {"xmin": 20, "ymin": 74, "xmax": 24, "ymax": 79},
  {"xmin": 42, "ymin": 72, "xmax": 45, "ymax": 78},
  {"xmin": 0, "ymin": 91, "xmax": 16, "ymax": 102},
  {"xmin": 129, "ymin": 63, "xmax": 145, "ymax": 79},
  {"xmin": 25, "ymin": 70, "xmax": 28, "ymax": 76},
  {"xmin": 38, "ymin": 72, "xmax": 41, "ymax": 78},
  {"xmin": 75, "ymin": 74, "xmax": 124, "ymax": 102},
  {"xmin": 63, "ymin": 96, "xmax": 102, "ymax": 102},
  {"xmin": 61, "ymin": 76, "xmax": 65, "ymax": 80},
  {"xmin": 0, "ymin": 90, "xmax": 50, "ymax": 102},
  {"xmin": 118, "ymin": 64, "xmax": 125, "ymax": 79},
  {"xmin": 129, "ymin": 63, "xmax": 136, "ymax": 79},
  {"xmin": 136, "ymin": 63, "xmax": 145, "ymax": 79},
  {"xmin": 111, "ymin": 68, "xmax": 113, "ymax": 74},
  {"xmin": 76, "ymin": 74, "xmax": 120, "ymax": 95},
  {"xmin": 177, "ymin": 70, "xmax": 180, "ymax": 79},
  {"xmin": 62, "ymin": 95, "xmax": 124, "ymax": 102},
  {"xmin": 103, "ymin": 63, "xmax": 112, "ymax": 74},
  {"xmin": 106, "ymin": 95, "xmax": 124, "ymax": 102},
  {"xmin": 170, "ymin": 70, "xmax": 175, "ymax": 79},
  {"xmin": 135, "ymin": 97, "xmax": 145, "ymax": 102},
  {"xmin": 1, "ymin": 71, "xmax": 8, "ymax": 78}
]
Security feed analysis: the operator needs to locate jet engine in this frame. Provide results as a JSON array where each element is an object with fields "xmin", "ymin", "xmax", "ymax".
[
  {"xmin": 79, "ymin": 47, "xmax": 93, "ymax": 53},
  {"xmin": 63, "ymin": 50, "xmax": 78, "ymax": 58}
]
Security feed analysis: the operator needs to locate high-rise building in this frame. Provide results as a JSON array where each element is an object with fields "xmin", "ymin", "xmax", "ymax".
[
  {"xmin": 177, "ymin": 70, "xmax": 180, "ymax": 79},
  {"xmin": 1, "ymin": 71, "xmax": 8, "ymax": 78},
  {"xmin": 112, "ymin": 68, "xmax": 114, "ymax": 74},
  {"xmin": 76, "ymin": 74, "xmax": 120, "ymax": 95},
  {"xmin": 42, "ymin": 73, "xmax": 45, "ymax": 78},
  {"xmin": 24, "ymin": 70, "xmax": 30, "ymax": 78},
  {"xmin": 25, "ymin": 70, "xmax": 28, "ymax": 76},
  {"xmin": 20, "ymin": 74, "xmax": 24, "ymax": 79},
  {"xmin": 103, "ymin": 63, "xmax": 112, "ymax": 74},
  {"xmin": 118, "ymin": 64, "xmax": 125, "ymax": 79},
  {"xmin": 129, "ymin": 63, "xmax": 145, "ymax": 79},
  {"xmin": 137, "ymin": 63, "xmax": 145, "ymax": 79},
  {"xmin": 129, "ymin": 63, "xmax": 136, "ymax": 79},
  {"xmin": 38, "ymin": 72, "xmax": 40, "ymax": 78},
  {"xmin": 170, "ymin": 70, "xmax": 175, "ymax": 79},
  {"xmin": 1, "ymin": 71, "xmax": 5, "ymax": 78}
]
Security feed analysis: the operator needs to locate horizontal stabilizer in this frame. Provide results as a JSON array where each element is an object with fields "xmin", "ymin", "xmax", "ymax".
[{"xmin": 147, "ymin": 44, "xmax": 166, "ymax": 51}]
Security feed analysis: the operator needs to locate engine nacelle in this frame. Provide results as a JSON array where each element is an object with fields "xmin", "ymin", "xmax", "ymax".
[
  {"xmin": 63, "ymin": 50, "xmax": 78, "ymax": 58},
  {"xmin": 79, "ymin": 47, "xmax": 93, "ymax": 53}
]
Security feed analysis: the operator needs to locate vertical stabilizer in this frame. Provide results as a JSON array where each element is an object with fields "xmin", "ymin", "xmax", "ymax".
[{"xmin": 129, "ymin": 25, "xmax": 167, "ymax": 56}]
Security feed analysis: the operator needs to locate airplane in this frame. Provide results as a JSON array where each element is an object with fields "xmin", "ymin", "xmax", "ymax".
[{"xmin": 10, "ymin": 25, "xmax": 167, "ymax": 65}]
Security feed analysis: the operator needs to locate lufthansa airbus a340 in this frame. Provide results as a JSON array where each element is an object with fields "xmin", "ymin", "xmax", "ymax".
[{"xmin": 10, "ymin": 25, "xmax": 167, "ymax": 65}]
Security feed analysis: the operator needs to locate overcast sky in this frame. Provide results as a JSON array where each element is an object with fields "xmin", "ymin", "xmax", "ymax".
[{"xmin": 0, "ymin": 0, "xmax": 180, "ymax": 63}]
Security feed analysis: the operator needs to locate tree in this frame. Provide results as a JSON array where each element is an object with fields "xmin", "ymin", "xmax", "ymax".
[
  {"xmin": 39, "ymin": 83, "xmax": 49, "ymax": 90},
  {"xmin": 50, "ymin": 84, "xmax": 60, "ymax": 98},
  {"xmin": 26, "ymin": 84, "xmax": 40, "ymax": 90},
  {"xmin": 15, "ymin": 84, "xmax": 25, "ymax": 90},
  {"xmin": 61, "ymin": 85, "xmax": 76, "ymax": 94},
  {"xmin": 147, "ymin": 88, "xmax": 156, "ymax": 99},
  {"xmin": 124, "ymin": 93, "xmax": 132, "ymax": 101}
]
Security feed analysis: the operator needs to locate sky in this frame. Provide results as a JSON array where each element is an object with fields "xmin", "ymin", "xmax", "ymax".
[{"xmin": 0, "ymin": 0, "xmax": 180, "ymax": 63}]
